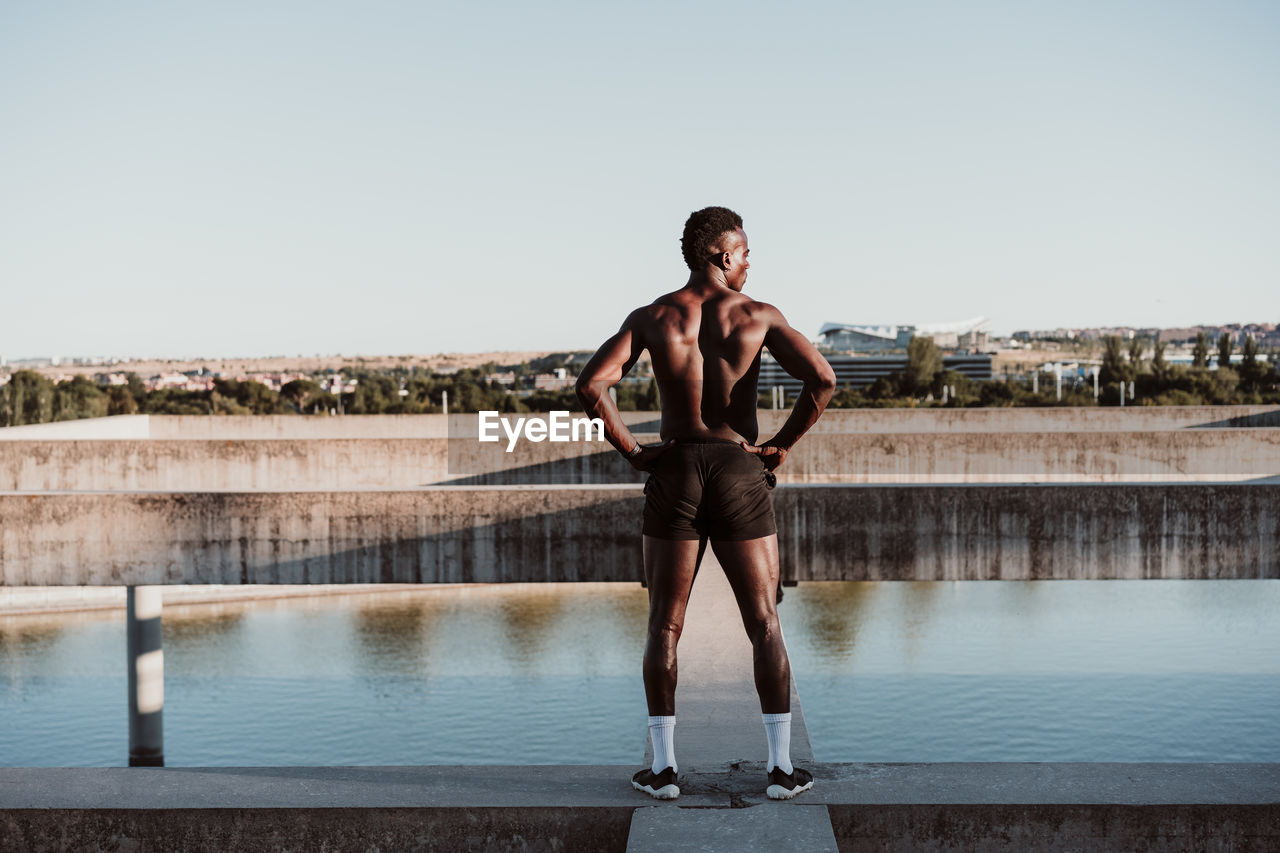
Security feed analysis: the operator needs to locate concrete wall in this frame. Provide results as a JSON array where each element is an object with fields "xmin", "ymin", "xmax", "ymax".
[
  {"xmin": 3, "ymin": 484, "xmax": 1276, "ymax": 584},
  {"xmin": 757, "ymin": 405, "xmax": 1280, "ymax": 433},
  {"xmin": 3, "ymin": 406, "xmax": 1278, "ymax": 442},
  {"xmin": 4, "ymin": 429, "xmax": 1278, "ymax": 490}
]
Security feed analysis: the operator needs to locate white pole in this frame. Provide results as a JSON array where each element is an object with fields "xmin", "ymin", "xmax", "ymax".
[
  {"xmin": 1033, "ymin": 372, "xmax": 1038, "ymax": 394},
  {"xmin": 1055, "ymin": 364, "xmax": 1062, "ymax": 401},
  {"xmin": 1119, "ymin": 381, "xmax": 1124, "ymax": 407},
  {"xmin": 1092, "ymin": 367, "xmax": 1099, "ymax": 400},
  {"xmin": 127, "ymin": 586, "xmax": 164, "ymax": 766},
  {"xmin": 442, "ymin": 389, "xmax": 449, "ymax": 416}
]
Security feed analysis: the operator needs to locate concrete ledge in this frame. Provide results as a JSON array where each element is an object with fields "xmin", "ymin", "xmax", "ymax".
[
  {"xmin": 4, "ymin": 764, "xmax": 1276, "ymax": 809},
  {"xmin": 4, "ymin": 429, "xmax": 1279, "ymax": 490},
  {"xmin": 827, "ymin": 804, "xmax": 1280, "ymax": 852},
  {"xmin": 2, "ymin": 764, "xmax": 1276, "ymax": 852},
  {"xmin": 4, "ymin": 407, "xmax": 1278, "ymax": 442},
  {"xmin": 3, "ymin": 484, "xmax": 1278, "ymax": 584},
  {"xmin": 1, "ymin": 807, "xmax": 636, "ymax": 853}
]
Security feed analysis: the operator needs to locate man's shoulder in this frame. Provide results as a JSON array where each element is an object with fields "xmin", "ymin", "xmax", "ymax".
[
  {"xmin": 625, "ymin": 291, "xmax": 686, "ymax": 321},
  {"xmin": 734, "ymin": 296, "xmax": 784, "ymax": 327}
]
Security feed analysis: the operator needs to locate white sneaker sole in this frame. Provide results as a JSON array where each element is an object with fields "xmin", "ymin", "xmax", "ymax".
[
  {"xmin": 632, "ymin": 780, "xmax": 680, "ymax": 800},
  {"xmin": 766, "ymin": 779, "xmax": 814, "ymax": 800}
]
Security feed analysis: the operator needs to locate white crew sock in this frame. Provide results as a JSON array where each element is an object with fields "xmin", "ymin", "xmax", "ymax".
[
  {"xmin": 648, "ymin": 715, "xmax": 677, "ymax": 774},
  {"xmin": 763, "ymin": 712, "xmax": 793, "ymax": 774}
]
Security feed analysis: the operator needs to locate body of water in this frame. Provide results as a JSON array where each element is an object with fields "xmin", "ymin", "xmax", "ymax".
[{"xmin": 2, "ymin": 580, "xmax": 1277, "ymax": 766}]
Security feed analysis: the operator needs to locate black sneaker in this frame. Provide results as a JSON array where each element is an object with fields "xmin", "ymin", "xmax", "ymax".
[
  {"xmin": 631, "ymin": 766, "xmax": 680, "ymax": 800},
  {"xmin": 766, "ymin": 766, "xmax": 813, "ymax": 800}
]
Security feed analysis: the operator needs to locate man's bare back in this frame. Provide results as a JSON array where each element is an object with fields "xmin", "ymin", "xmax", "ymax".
[
  {"xmin": 636, "ymin": 286, "xmax": 769, "ymax": 443},
  {"xmin": 576, "ymin": 227, "xmax": 834, "ymax": 465}
]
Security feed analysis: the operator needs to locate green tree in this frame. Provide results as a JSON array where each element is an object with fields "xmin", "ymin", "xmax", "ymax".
[
  {"xmin": 107, "ymin": 384, "xmax": 139, "ymax": 415},
  {"xmin": 903, "ymin": 336, "xmax": 941, "ymax": 395},
  {"xmin": 1192, "ymin": 332, "xmax": 1209, "ymax": 368},
  {"xmin": 212, "ymin": 379, "xmax": 290, "ymax": 415},
  {"xmin": 1126, "ymin": 338, "xmax": 1144, "ymax": 372},
  {"xmin": 52, "ymin": 375, "xmax": 109, "ymax": 421},
  {"xmin": 1217, "ymin": 333, "xmax": 1233, "ymax": 370},
  {"xmin": 141, "ymin": 388, "xmax": 209, "ymax": 415},
  {"xmin": 210, "ymin": 391, "xmax": 253, "ymax": 415},
  {"xmin": 1240, "ymin": 335, "xmax": 1264, "ymax": 392},
  {"xmin": 0, "ymin": 370, "xmax": 55, "ymax": 426},
  {"xmin": 1151, "ymin": 340, "xmax": 1168, "ymax": 382},
  {"xmin": 281, "ymin": 379, "xmax": 321, "ymax": 413},
  {"xmin": 1099, "ymin": 336, "xmax": 1131, "ymax": 385}
]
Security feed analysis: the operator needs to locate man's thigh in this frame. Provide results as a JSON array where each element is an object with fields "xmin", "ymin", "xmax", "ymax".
[
  {"xmin": 709, "ymin": 535, "xmax": 781, "ymax": 624},
  {"xmin": 642, "ymin": 535, "xmax": 704, "ymax": 629}
]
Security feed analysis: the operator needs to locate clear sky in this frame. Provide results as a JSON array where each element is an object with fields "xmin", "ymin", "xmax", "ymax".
[{"xmin": 2, "ymin": 1, "xmax": 1276, "ymax": 360}]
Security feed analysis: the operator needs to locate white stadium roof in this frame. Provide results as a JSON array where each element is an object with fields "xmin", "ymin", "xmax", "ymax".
[{"xmin": 819, "ymin": 316, "xmax": 989, "ymax": 337}]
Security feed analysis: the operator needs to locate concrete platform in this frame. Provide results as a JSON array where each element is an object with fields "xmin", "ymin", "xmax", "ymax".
[
  {"xmin": 627, "ymin": 805, "xmax": 839, "ymax": 852},
  {"xmin": 3, "ymin": 764, "xmax": 1276, "ymax": 851}
]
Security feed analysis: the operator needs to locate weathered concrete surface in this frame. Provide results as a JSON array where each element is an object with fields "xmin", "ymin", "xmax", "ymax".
[
  {"xmin": 627, "ymin": 805, "xmax": 838, "ymax": 852},
  {"xmin": 3, "ymin": 484, "xmax": 1278, "ymax": 585},
  {"xmin": 443, "ymin": 428, "xmax": 1280, "ymax": 485},
  {"xmin": 0, "ymin": 412, "xmax": 660, "ymax": 441},
  {"xmin": 829, "ymin": 804, "xmax": 1279, "ymax": 852},
  {"xmin": 640, "ymin": 549, "xmax": 813, "ymax": 771},
  {"xmin": 4, "ymin": 407, "xmax": 1277, "ymax": 443},
  {"xmin": 0, "ymin": 487, "xmax": 644, "ymax": 586},
  {"xmin": 4, "ymin": 428, "xmax": 1279, "ymax": 490},
  {"xmin": 777, "ymin": 483, "xmax": 1280, "ymax": 581},
  {"xmin": 814, "ymin": 762, "xmax": 1280, "ymax": 852},
  {"xmin": 0, "ymin": 439, "xmax": 456, "ymax": 490},
  {"xmin": 2, "ymin": 764, "xmax": 1275, "ymax": 852},
  {"xmin": 1, "ymin": 809, "xmax": 633, "ymax": 853},
  {"xmin": 758, "ymin": 405, "xmax": 1280, "ymax": 433},
  {"xmin": 0, "ymin": 765, "xmax": 672, "ymax": 853}
]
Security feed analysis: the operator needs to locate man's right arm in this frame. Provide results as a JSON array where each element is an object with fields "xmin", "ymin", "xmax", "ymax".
[
  {"xmin": 574, "ymin": 308, "xmax": 673, "ymax": 471},
  {"xmin": 759, "ymin": 305, "xmax": 837, "ymax": 453}
]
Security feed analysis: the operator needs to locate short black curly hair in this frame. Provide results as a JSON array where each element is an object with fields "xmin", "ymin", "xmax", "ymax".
[{"xmin": 680, "ymin": 206, "xmax": 744, "ymax": 271}]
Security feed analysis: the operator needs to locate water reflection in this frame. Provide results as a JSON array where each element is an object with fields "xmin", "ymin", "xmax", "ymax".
[
  {"xmin": 2, "ymin": 580, "xmax": 1277, "ymax": 766},
  {"xmin": 784, "ymin": 580, "xmax": 1280, "ymax": 762},
  {"xmin": 497, "ymin": 587, "xmax": 566, "ymax": 663},
  {"xmin": 789, "ymin": 581, "xmax": 876, "ymax": 658}
]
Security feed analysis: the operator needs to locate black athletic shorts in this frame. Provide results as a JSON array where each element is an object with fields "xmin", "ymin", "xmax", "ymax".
[{"xmin": 642, "ymin": 437, "xmax": 778, "ymax": 541}]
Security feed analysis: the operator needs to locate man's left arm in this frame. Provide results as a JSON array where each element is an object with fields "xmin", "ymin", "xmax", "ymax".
[{"xmin": 575, "ymin": 310, "xmax": 671, "ymax": 470}]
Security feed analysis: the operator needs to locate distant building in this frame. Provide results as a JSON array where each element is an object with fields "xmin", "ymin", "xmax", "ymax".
[
  {"xmin": 759, "ymin": 352, "xmax": 992, "ymax": 395},
  {"xmin": 533, "ymin": 368, "xmax": 572, "ymax": 391},
  {"xmin": 820, "ymin": 316, "xmax": 989, "ymax": 352}
]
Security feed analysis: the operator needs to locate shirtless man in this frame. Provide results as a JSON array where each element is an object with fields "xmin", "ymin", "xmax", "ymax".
[{"xmin": 575, "ymin": 206, "xmax": 836, "ymax": 801}]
